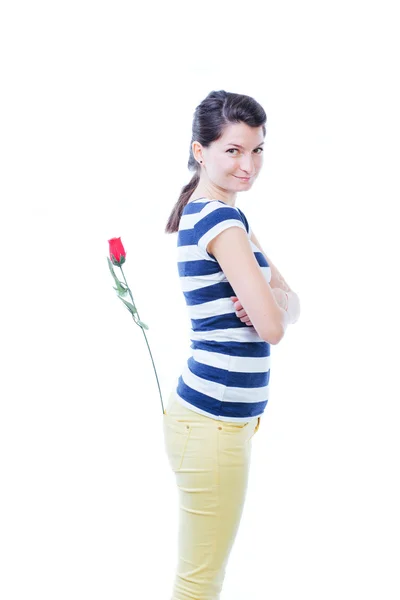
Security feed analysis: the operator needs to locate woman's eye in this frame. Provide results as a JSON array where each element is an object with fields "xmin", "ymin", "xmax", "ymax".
[{"xmin": 227, "ymin": 148, "xmax": 264, "ymax": 154}]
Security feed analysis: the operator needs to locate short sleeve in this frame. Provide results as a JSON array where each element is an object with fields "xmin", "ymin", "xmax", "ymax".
[
  {"xmin": 236, "ymin": 207, "xmax": 251, "ymax": 236},
  {"xmin": 194, "ymin": 201, "xmax": 248, "ymax": 259}
]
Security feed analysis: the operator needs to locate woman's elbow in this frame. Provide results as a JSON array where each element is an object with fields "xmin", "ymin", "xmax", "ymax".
[{"xmin": 262, "ymin": 309, "xmax": 289, "ymax": 344}]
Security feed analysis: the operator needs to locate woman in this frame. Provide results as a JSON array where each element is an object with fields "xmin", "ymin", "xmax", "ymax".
[{"xmin": 163, "ymin": 90, "xmax": 300, "ymax": 599}]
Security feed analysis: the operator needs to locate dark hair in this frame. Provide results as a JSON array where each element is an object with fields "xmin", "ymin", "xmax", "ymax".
[{"xmin": 164, "ymin": 90, "xmax": 267, "ymax": 234}]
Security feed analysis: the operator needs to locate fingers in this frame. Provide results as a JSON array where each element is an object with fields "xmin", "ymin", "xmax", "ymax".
[
  {"xmin": 230, "ymin": 296, "xmax": 241, "ymax": 309},
  {"xmin": 235, "ymin": 307, "xmax": 252, "ymax": 324},
  {"xmin": 231, "ymin": 295, "xmax": 253, "ymax": 325}
]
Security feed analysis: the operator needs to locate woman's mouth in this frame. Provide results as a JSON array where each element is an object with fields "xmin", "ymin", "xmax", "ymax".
[{"xmin": 235, "ymin": 176, "xmax": 251, "ymax": 181}]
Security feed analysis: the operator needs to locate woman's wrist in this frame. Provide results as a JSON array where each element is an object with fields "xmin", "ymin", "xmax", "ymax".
[{"xmin": 285, "ymin": 291, "xmax": 300, "ymax": 324}]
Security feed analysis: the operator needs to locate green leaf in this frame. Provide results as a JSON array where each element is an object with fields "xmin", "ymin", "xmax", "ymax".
[
  {"xmin": 113, "ymin": 283, "xmax": 129, "ymax": 297},
  {"xmin": 137, "ymin": 319, "xmax": 149, "ymax": 330},
  {"xmin": 117, "ymin": 296, "xmax": 138, "ymax": 315},
  {"xmin": 107, "ymin": 257, "xmax": 122, "ymax": 284},
  {"xmin": 108, "ymin": 257, "xmax": 130, "ymax": 296}
]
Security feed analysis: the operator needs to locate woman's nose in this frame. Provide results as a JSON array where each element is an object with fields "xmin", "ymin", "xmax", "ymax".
[{"xmin": 239, "ymin": 156, "xmax": 255, "ymax": 175}]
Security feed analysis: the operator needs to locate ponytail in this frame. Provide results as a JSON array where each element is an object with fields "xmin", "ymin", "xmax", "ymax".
[{"xmin": 164, "ymin": 171, "xmax": 200, "ymax": 234}]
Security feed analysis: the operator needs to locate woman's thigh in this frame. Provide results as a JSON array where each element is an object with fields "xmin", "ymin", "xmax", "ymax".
[{"xmin": 163, "ymin": 392, "xmax": 261, "ymax": 598}]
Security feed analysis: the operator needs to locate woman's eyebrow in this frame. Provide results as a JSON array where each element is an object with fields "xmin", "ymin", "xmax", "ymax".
[{"xmin": 225, "ymin": 141, "xmax": 265, "ymax": 149}]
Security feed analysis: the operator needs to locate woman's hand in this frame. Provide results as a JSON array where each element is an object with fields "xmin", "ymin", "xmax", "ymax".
[
  {"xmin": 230, "ymin": 289, "xmax": 288, "ymax": 326},
  {"xmin": 270, "ymin": 287, "xmax": 288, "ymax": 310},
  {"xmin": 230, "ymin": 296, "xmax": 254, "ymax": 326}
]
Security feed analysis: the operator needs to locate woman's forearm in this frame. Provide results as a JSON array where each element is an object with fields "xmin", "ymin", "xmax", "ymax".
[{"xmin": 271, "ymin": 287, "xmax": 301, "ymax": 325}]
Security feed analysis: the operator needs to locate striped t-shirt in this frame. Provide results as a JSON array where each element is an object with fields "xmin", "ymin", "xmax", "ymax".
[{"xmin": 174, "ymin": 198, "xmax": 272, "ymax": 423}]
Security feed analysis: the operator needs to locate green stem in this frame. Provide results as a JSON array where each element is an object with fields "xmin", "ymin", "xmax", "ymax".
[{"xmin": 119, "ymin": 265, "xmax": 165, "ymax": 415}]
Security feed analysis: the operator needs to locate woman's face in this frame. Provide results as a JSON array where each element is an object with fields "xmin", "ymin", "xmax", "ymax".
[{"xmin": 196, "ymin": 121, "xmax": 265, "ymax": 193}]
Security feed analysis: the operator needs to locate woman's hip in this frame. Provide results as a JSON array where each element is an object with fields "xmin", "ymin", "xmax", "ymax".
[{"xmin": 162, "ymin": 390, "xmax": 261, "ymax": 473}]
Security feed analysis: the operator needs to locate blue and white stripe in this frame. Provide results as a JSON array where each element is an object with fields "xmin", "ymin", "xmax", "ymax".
[{"xmin": 174, "ymin": 198, "xmax": 272, "ymax": 422}]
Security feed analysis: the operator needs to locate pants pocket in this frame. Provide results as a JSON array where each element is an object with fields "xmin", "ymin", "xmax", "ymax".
[
  {"xmin": 162, "ymin": 413, "xmax": 192, "ymax": 472},
  {"xmin": 221, "ymin": 420, "xmax": 249, "ymax": 433},
  {"xmin": 248, "ymin": 416, "xmax": 261, "ymax": 440}
]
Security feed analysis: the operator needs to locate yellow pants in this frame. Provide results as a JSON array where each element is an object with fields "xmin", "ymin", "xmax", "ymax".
[{"xmin": 162, "ymin": 390, "xmax": 261, "ymax": 600}]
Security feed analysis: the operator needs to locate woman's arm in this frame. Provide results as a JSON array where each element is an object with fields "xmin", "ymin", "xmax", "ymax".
[
  {"xmin": 250, "ymin": 230, "xmax": 300, "ymax": 324},
  {"xmin": 250, "ymin": 230, "xmax": 292, "ymax": 291}
]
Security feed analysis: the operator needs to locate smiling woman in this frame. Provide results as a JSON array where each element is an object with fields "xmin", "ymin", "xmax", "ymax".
[
  {"xmin": 162, "ymin": 89, "xmax": 299, "ymax": 599},
  {"xmin": 186, "ymin": 121, "xmax": 265, "ymax": 200}
]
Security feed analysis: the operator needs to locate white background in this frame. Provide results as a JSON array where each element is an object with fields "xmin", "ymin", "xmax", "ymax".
[{"xmin": 1, "ymin": 1, "xmax": 399, "ymax": 598}]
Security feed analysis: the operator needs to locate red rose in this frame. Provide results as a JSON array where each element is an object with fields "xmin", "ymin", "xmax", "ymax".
[
  {"xmin": 108, "ymin": 237, "xmax": 126, "ymax": 266},
  {"xmin": 106, "ymin": 235, "xmax": 163, "ymax": 413}
]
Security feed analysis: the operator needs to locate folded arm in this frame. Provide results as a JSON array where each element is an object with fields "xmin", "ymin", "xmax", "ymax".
[{"xmin": 250, "ymin": 230, "xmax": 300, "ymax": 324}]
